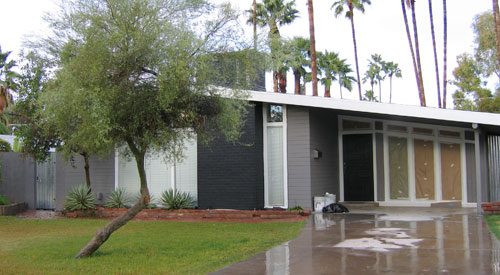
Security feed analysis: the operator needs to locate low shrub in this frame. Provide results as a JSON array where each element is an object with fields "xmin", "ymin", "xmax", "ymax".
[
  {"xmin": 0, "ymin": 139, "xmax": 11, "ymax": 152},
  {"xmin": 105, "ymin": 188, "xmax": 131, "ymax": 208},
  {"xmin": 288, "ymin": 205, "xmax": 304, "ymax": 211},
  {"xmin": 64, "ymin": 184, "xmax": 95, "ymax": 211},
  {"xmin": 0, "ymin": 194, "xmax": 10, "ymax": 205},
  {"xmin": 160, "ymin": 189, "xmax": 195, "ymax": 210}
]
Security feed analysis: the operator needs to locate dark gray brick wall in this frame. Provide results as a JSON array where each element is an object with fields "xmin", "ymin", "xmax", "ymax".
[{"xmin": 197, "ymin": 103, "xmax": 264, "ymax": 210}]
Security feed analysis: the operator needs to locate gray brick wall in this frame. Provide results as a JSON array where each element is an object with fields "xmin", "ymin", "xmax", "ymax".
[{"xmin": 287, "ymin": 106, "xmax": 312, "ymax": 209}]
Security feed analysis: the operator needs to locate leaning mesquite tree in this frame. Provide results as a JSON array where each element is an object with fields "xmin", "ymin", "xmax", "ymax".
[{"xmin": 41, "ymin": 0, "xmax": 252, "ymax": 258}]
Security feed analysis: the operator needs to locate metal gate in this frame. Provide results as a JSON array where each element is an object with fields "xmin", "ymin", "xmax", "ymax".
[
  {"xmin": 488, "ymin": 136, "xmax": 500, "ymax": 202},
  {"xmin": 36, "ymin": 153, "xmax": 56, "ymax": 210}
]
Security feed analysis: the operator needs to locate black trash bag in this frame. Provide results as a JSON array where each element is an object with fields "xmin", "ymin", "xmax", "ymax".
[{"xmin": 322, "ymin": 203, "xmax": 349, "ymax": 213}]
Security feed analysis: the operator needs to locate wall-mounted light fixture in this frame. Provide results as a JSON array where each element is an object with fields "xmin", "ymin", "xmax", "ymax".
[{"xmin": 312, "ymin": 149, "xmax": 322, "ymax": 159}]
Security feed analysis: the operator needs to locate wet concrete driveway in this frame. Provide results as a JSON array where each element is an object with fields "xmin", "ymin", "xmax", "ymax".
[{"xmin": 213, "ymin": 207, "xmax": 500, "ymax": 274}]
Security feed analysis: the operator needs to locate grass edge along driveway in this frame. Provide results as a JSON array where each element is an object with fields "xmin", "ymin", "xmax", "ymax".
[{"xmin": 0, "ymin": 217, "xmax": 305, "ymax": 274}]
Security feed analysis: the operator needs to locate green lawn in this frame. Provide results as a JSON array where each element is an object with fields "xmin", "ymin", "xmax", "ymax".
[
  {"xmin": 485, "ymin": 215, "xmax": 500, "ymax": 240},
  {"xmin": 0, "ymin": 217, "xmax": 305, "ymax": 274}
]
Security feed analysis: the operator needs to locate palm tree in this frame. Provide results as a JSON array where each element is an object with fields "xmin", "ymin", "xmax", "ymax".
[
  {"xmin": 308, "ymin": 0, "xmax": 319, "ymax": 96},
  {"xmin": 408, "ymin": 0, "xmax": 426, "ymax": 106},
  {"xmin": 384, "ymin": 61, "xmax": 402, "ymax": 104},
  {"xmin": 318, "ymin": 50, "xmax": 340, "ymax": 98},
  {"xmin": 363, "ymin": 60, "xmax": 381, "ymax": 100},
  {"xmin": 0, "ymin": 46, "xmax": 17, "ymax": 116},
  {"xmin": 442, "ymin": 0, "xmax": 447, "ymax": 108},
  {"xmin": 248, "ymin": 0, "xmax": 299, "ymax": 93},
  {"xmin": 370, "ymin": 54, "xmax": 386, "ymax": 102},
  {"xmin": 428, "ymin": 0, "xmax": 441, "ymax": 108},
  {"xmin": 337, "ymin": 61, "xmax": 356, "ymax": 99},
  {"xmin": 332, "ymin": 0, "xmax": 372, "ymax": 101},
  {"xmin": 286, "ymin": 37, "xmax": 310, "ymax": 95},
  {"xmin": 402, "ymin": 0, "xmax": 426, "ymax": 106}
]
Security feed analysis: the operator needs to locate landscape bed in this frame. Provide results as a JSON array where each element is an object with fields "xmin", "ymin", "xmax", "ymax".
[
  {"xmin": 0, "ymin": 216, "xmax": 306, "ymax": 274},
  {"xmin": 64, "ymin": 207, "xmax": 311, "ymax": 222}
]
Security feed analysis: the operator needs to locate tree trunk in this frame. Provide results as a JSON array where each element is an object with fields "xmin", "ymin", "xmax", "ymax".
[
  {"xmin": 411, "ymin": 0, "xmax": 426, "ymax": 106},
  {"xmin": 443, "ymin": 0, "xmax": 448, "ymax": 108},
  {"xmin": 74, "ymin": 142, "xmax": 150, "ymax": 258},
  {"xmin": 339, "ymin": 79, "xmax": 343, "ymax": 99},
  {"xmin": 294, "ymin": 70, "xmax": 301, "ymax": 94},
  {"xmin": 442, "ymin": 0, "xmax": 448, "ymax": 109},
  {"xmin": 82, "ymin": 152, "xmax": 91, "ymax": 188},
  {"xmin": 389, "ymin": 75, "xmax": 393, "ymax": 103},
  {"xmin": 278, "ymin": 71, "xmax": 287, "ymax": 93},
  {"xmin": 273, "ymin": 71, "xmax": 279, "ymax": 93},
  {"xmin": 308, "ymin": 0, "xmax": 318, "ymax": 96},
  {"xmin": 253, "ymin": 0, "xmax": 257, "ymax": 50},
  {"xmin": 378, "ymin": 81, "xmax": 382, "ymax": 103},
  {"xmin": 428, "ymin": 0, "xmax": 441, "ymax": 108},
  {"xmin": 494, "ymin": 0, "xmax": 500, "ymax": 73},
  {"xmin": 325, "ymin": 85, "xmax": 331, "ymax": 98},
  {"xmin": 402, "ymin": 0, "xmax": 423, "ymax": 106},
  {"xmin": 349, "ymin": 3, "xmax": 363, "ymax": 101}
]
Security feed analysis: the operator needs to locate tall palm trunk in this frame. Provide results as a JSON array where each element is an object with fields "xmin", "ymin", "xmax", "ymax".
[
  {"xmin": 378, "ymin": 81, "xmax": 382, "ymax": 103},
  {"xmin": 429, "ymin": 0, "xmax": 441, "ymax": 108},
  {"xmin": 294, "ymin": 70, "xmax": 301, "ymax": 94},
  {"xmin": 308, "ymin": 0, "xmax": 318, "ymax": 96},
  {"xmin": 493, "ymin": 0, "xmax": 500, "ymax": 80},
  {"xmin": 389, "ymin": 75, "xmax": 394, "ymax": 104},
  {"xmin": 253, "ymin": 0, "xmax": 257, "ymax": 50},
  {"xmin": 349, "ymin": 1, "xmax": 362, "ymax": 100},
  {"xmin": 442, "ymin": 0, "xmax": 448, "ymax": 108},
  {"xmin": 339, "ymin": 79, "xmax": 343, "ymax": 99},
  {"xmin": 75, "ymin": 141, "xmax": 150, "ymax": 258},
  {"xmin": 325, "ymin": 85, "xmax": 331, "ymax": 98},
  {"xmin": 410, "ymin": 0, "xmax": 426, "ymax": 106},
  {"xmin": 402, "ymin": 0, "xmax": 423, "ymax": 106}
]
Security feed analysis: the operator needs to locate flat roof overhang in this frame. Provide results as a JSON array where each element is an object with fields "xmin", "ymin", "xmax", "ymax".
[{"xmin": 247, "ymin": 91, "xmax": 500, "ymax": 134}]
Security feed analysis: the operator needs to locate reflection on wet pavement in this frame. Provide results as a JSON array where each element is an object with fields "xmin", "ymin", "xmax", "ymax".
[{"xmin": 213, "ymin": 207, "xmax": 500, "ymax": 274}]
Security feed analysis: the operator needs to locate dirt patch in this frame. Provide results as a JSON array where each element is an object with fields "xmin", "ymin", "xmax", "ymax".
[{"xmin": 16, "ymin": 210, "xmax": 63, "ymax": 219}]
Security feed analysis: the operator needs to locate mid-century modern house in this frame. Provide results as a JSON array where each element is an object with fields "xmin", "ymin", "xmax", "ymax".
[{"xmin": 2, "ymin": 91, "xmax": 500, "ymax": 211}]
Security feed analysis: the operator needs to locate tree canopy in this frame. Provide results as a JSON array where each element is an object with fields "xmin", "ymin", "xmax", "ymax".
[{"xmin": 30, "ymin": 0, "xmax": 255, "ymax": 258}]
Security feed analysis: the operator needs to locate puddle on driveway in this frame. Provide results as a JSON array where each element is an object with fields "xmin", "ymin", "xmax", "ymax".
[{"xmin": 213, "ymin": 208, "xmax": 500, "ymax": 275}]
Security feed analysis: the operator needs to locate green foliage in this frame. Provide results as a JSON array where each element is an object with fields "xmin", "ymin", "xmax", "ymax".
[
  {"xmin": 160, "ymin": 189, "xmax": 195, "ymax": 210},
  {"xmin": 104, "ymin": 188, "xmax": 131, "ymax": 208},
  {"xmin": 288, "ymin": 205, "xmax": 304, "ymax": 211},
  {"xmin": 332, "ymin": 0, "xmax": 372, "ymax": 19},
  {"xmin": 363, "ymin": 90, "xmax": 378, "ymax": 102},
  {"xmin": 64, "ymin": 184, "xmax": 95, "ymax": 212},
  {"xmin": 0, "ymin": 217, "xmax": 305, "ymax": 274},
  {"xmin": 12, "ymin": 137, "xmax": 20, "ymax": 152},
  {"xmin": 0, "ymin": 122, "xmax": 9, "ymax": 135},
  {"xmin": 451, "ymin": 11, "xmax": 500, "ymax": 113},
  {"xmin": 0, "ymin": 194, "xmax": 9, "ymax": 205},
  {"xmin": 0, "ymin": 138, "xmax": 11, "ymax": 152},
  {"xmin": 12, "ymin": 51, "xmax": 60, "ymax": 162}
]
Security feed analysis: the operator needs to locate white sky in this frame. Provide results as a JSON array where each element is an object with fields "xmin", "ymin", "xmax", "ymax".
[{"xmin": 0, "ymin": 0, "xmax": 493, "ymax": 107}]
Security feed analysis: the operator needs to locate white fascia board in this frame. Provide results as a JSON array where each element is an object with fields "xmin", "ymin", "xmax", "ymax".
[{"xmin": 247, "ymin": 91, "xmax": 500, "ymax": 127}]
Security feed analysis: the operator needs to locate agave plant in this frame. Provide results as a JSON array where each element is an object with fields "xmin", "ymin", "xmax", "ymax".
[
  {"xmin": 64, "ymin": 184, "xmax": 95, "ymax": 211},
  {"xmin": 160, "ymin": 189, "xmax": 195, "ymax": 210},
  {"xmin": 105, "ymin": 188, "xmax": 131, "ymax": 208}
]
